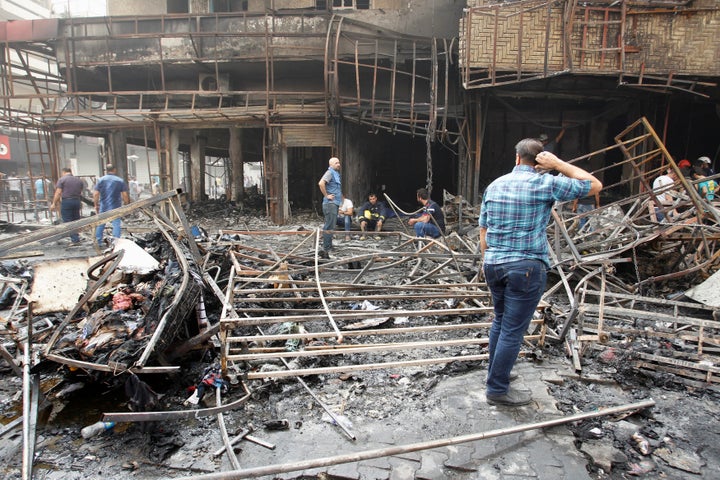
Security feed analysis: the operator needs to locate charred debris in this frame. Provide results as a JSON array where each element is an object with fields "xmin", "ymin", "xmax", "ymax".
[{"xmin": 0, "ymin": 117, "xmax": 719, "ymax": 478}]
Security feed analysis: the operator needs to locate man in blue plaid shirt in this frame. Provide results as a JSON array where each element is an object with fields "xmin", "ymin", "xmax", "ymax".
[{"xmin": 479, "ymin": 138, "xmax": 602, "ymax": 406}]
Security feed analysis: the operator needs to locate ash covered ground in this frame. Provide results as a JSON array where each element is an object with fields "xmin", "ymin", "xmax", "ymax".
[{"xmin": 0, "ymin": 200, "xmax": 719, "ymax": 480}]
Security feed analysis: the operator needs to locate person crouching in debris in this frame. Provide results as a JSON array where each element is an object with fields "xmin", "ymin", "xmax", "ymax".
[
  {"xmin": 677, "ymin": 159, "xmax": 694, "ymax": 180},
  {"xmin": 479, "ymin": 139, "xmax": 602, "ymax": 406},
  {"xmin": 357, "ymin": 192, "xmax": 387, "ymax": 240},
  {"xmin": 93, "ymin": 164, "xmax": 130, "ymax": 250},
  {"xmin": 317, "ymin": 156, "xmax": 342, "ymax": 259},
  {"xmin": 51, "ymin": 167, "xmax": 85, "ymax": 245},
  {"xmin": 694, "ymin": 166, "xmax": 717, "ymax": 202},
  {"xmin": 652, "ymin": 168, "xmax": 679, "ymax": 222},
  {"xmin": 571, "ymin": 192, "xmax": 600, "ymax": 231},
  {"xmin": 408, "ymin": 188, "xmax": 445, "ymax": 239},
  {"xmin": 337, "ymin": 195, "xmax": 354, "ymax": 241},
  {"xmin": 695, "ymin": 155, "xmax": 715, "ymax": 177}
]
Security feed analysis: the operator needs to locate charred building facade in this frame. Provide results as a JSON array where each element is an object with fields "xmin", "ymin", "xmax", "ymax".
[{"xmin": 0, "ymin": 0, "xmax": 718, "ymax": 223}]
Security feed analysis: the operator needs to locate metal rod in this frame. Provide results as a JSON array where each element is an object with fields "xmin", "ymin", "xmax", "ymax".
[
  {"xmin": 216, "ymin": 388, "xmax": 241, "ymax": 470},
  {"xmin": 243, "ymin": 434, "xmax": 276, "ymax": 450},
  {"xmin": 0, "ymin": 189, "xmax": 181, "ymax": 256},
  {"xmin": 221, "ymin": 306, "xmax": 494, "ymax": 327},
  {"xmin": 22, "ymin": 306, "xmax": 36, "ymax": 480},
  {"xmin": 246, "ymin": 353, "xmax": 492, "ymax": 379},
  {"xmin": 213, "ymin": 428, "xmax": 251, "ymax": 458},
  {"xmin": 314, "ymin": 228, "xmax": 342, "ymax": 342},
  {"xmin": 228, "ymin": 319, "xmax": 543, "ymax": 343},
  {"xmin": 103, "ymin": 381, "xmax": 252, "ymax": 423}
]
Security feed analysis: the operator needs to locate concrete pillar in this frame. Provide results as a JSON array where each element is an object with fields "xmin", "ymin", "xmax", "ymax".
[
  {"xmin": 108, "ymin": 130, "xmax": 128, "ymax": 180},
  {"xmin": 51, "ymin": 132, "xmax": 64, "ymax": 180},
  {"xmin": 168, "ymin": 129, "xmax": 179, "ymax": 190},
  {"xmin": 457, "ymin": 140, "xmax": 470, "ymax": 201},
  {"xmin": 471, "ymin": 100, "xmax": 485, "ymax": 205},
  {"xmin": 229, "ymin": 127, "xmax": 244, "ymax": 203},
  {"xmin": 190, "ymin": 133, "xmax": 206, "ymax": 202},
  {"xmin": 267, "ymin": 126, "xmax": 289, "ymax": 224}
]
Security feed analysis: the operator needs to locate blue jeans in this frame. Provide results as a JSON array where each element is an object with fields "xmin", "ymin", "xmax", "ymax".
[
  {"xmin": 483, "ymin": 259, "xmax": 547, "ymax": 396},
  {"xmin": 576, "ymin": 203, "xmax": 593, "ymax": 230},
  {"xmin": 336, "ymin": 215, "xmax": 351, "ymax": 231},
  {"xmin": 96, "ymin": 216, "xmax": 122, "ymax": 246},
  {"xmin": 60, "ymin": 198, "xmax": 82, "ymax": 243},
  {"xmin": 413, "ymin": 221, "xmax": 441, "ymax": 238},
  {"xmin": 322, "ymin": 202, "xmax": 339, "ymax": 251}
]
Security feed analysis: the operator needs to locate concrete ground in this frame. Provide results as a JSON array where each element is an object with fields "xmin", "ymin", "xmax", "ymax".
[{"xmin": 182, "ymin": 361, "xmax": 594, "ymax": 480}]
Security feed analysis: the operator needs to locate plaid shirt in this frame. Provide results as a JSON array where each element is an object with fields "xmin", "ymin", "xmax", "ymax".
[{"xmin": 479, "ymin": 164, "xmax": 590, "ymax": 267}]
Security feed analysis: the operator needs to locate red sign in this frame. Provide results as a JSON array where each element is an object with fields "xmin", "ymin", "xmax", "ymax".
[{"xmin": 0, "ymin": 135, "xmax": 9, "ymax": 160}]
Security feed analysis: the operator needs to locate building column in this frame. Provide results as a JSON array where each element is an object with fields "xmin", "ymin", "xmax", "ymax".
[
  {"xmin": 267, "ymin": 126, "xmax": 289, "ymax": 224},
  {"xmin": 168, "ymin": 128, "xmax": 179, "ymax": 191},
  {"xmin": 190, "ymin": 132, "xmax": 206, "ymax": 202},
  {"xmin": 108, "ymin": 130, "xmax": 128, "ymax": 180},
  {"xmin": 229, "ymin": 127, "xmax": 244, "ymax": 203}
]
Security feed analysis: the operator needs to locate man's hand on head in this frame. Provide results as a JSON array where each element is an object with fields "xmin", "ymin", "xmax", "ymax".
[{"xmin": 534, "ymin": 151, "xmax": 562, "ymax": 172}]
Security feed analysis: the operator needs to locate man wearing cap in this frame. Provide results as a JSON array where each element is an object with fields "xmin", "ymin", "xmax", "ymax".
[
  {"xmin": 695, "ymin": 156, "xmax": 715, "ymax": 177},
  {"xmin": 677, "ymin": 159, "xmax": 694, "ymax": 180},
  {"xmin": 652, "ymin": 168, "xmax": 679, "ymax": 221},
  {"xmin": 539, "ymin": 127, "xmax": 565, "ymax": 154}
]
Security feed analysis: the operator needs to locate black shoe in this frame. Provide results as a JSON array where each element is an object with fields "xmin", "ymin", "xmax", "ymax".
[
  {"xmin": 318, "ymin": 250, "xmax": 330, "ymax": 259},
  {"xmin": 486, "ymin": 388, "xmax": 532, "ymax": 406}
]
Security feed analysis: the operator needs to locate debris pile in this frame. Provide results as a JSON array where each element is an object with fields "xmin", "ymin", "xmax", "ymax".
[{"xmin": 0, "ymin": 118, "xmax": 719, "ymax": 478}]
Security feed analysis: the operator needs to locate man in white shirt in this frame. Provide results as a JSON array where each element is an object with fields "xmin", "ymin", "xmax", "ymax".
[
  {"xmin": 652, "ymin": 169, "xmax": 678, "ymax": 221},
  {"xmin": 337, "ymin": 196, "xmax": 354, "ymax": 241},
  {"xmin": 128, "ymin": 176, "xmax": 141, "ymax": 201}
]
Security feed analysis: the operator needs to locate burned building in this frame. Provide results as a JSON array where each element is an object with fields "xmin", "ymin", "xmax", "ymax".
[
  {"xmin": 2, "ymin": 3, "xmax": 720, "ymax": 478},
  {"xmin": 460, "ymin": 0, "xmax": 720, "ymax": 200},
  {"xmin": 0, "ymin": 0, "xmax": 718, "ymax": 223}
]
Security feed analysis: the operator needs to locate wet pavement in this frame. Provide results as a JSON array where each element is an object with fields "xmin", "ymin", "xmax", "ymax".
[{"xmin": 180, "ymin": 360, "xmax": 595, "ymax": 480}]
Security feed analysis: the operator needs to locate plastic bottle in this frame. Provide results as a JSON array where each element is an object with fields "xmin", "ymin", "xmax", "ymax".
[{"xmin": 81, "ymin": 421, "xmax": 116, "ymax": 439}]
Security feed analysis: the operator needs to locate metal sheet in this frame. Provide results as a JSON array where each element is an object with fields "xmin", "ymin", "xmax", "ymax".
[
  {"xmin": 282, "ymin": 125, "xmax": 334, "ymax": 146},
  {"xmin": 685, "ymin": 268, "xmax": 720, "ymax": 307},
  {"xmin": 27, "ymin": 257, "xmax": 100, "ymax": 314},
  {"xmin": 4, "ymin": 19, "xmax": 58, "ymax": 42}
]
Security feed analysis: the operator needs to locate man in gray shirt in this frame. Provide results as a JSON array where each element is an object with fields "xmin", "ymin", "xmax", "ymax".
[{"xmin": 51, "ymin": 168, "xmax": 85, "ymax": 244}]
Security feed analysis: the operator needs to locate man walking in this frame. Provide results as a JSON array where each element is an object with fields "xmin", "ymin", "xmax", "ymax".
[
  {"xmin": 93, "ymin": 164, "xmax": 130, "ymax": 249},
  {"xmin": 479, "ymin": 138, "xmax": 602, "ymax": 406},
  {"xmin": 317, "ymin": 157, "xmax": 342, "ymax": 258},
  {"xmin": 50, "ymin": 167, "xmax": 85, "ymax": 244}
]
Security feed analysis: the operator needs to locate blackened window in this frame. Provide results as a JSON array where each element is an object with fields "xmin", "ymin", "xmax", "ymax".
[
  {"xmin": 210, "ymin": 0, "xmax": 230, "ymax": 12},
  {"xmin": 332, "ymin": 0, "xmax": 371, "ymax": 8},
  {"xmin": 167, "ymin": 0, "xmax": 189, "ymax": 14}
]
